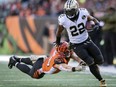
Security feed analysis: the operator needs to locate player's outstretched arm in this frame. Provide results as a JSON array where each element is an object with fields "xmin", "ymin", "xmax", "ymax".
[
  {"xmin": 69, "ymin": 51, "xmax": 86, "ymax": 71},
  {"xmin": 54, "ymin": 64, "xmax": 82, "ymax": 72},
  {"xmin": 70, "ymin": 51, "xmax": 83, "ymax": 63},
  {"xmin": 71, "ymin": 51, "xmax": 86, "ymax": 65}
]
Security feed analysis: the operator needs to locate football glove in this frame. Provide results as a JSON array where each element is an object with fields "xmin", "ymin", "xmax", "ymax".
[
  {"xmin": 74, "ymin": 66, "xmax": 83, "ymax": 71},
  {"xmin": 93, "ymin": 23, "xmax": 100, "ymax": 30}
]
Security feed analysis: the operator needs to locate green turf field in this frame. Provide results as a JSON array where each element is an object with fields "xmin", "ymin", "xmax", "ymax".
[{"xmin": 0, "ymin": 62, "xmax": 116, "ymax": 87}]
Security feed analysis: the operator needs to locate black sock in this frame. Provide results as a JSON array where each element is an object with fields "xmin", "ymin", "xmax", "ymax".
[
  {"xmin": 16, "ymin": 58, "xmax": 21, "ymax": 62},
  {"xmin": 14, "ymin": 56, "xmax": 20, "ymax": 62},
  {"xmin": 89, "ymin": 64, "xmax": 103, "ymax": 81},
  {"xmin": 21, "ymin": 58, "xmax": 33, "ymax": 66},
  {"xmin": 16, "ymin": 63, "xmax": 31, "ymax": 75}
]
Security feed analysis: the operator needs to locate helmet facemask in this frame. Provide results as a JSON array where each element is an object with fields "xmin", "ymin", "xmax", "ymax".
[
  {"xmin": 64, "ymin": 49, "xmax": 71, "ymax": 58},
  {"xmin": 64, "ymin": 8, "xmax": 78, "ymax": 19}
]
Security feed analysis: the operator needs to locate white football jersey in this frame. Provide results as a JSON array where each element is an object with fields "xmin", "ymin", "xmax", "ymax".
[{"xmin": 58, "ymin": 8, "xmax": 90, "ymax": 44}]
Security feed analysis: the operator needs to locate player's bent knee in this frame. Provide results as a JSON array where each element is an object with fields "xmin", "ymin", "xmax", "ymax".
[
  {"xmin": 31, "ymin": 74, "xmax": 45, "ymax": 79},
  {"xmin": 84, "ymin": 58, "xmax": 94, "ymax": 66},
  {"xmin": 95, "ymin": 55, "xmax": 104, "ymax": 65}
]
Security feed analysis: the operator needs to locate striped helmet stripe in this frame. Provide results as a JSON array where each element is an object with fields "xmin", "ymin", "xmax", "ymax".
[
  {"xmin": 66, "ymin": 0, "xmax": 73, "ymax": 9},
  {"xmin": 69, "ymin": 0, "xmax": 73, "ymax": 8},
  {"xmin": 67, "ymin": 0, "xmax": 70, "ymax": 8}
]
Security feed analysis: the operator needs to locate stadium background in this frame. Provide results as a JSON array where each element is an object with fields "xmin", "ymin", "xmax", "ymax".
[{"xmin": 0, "ymin": 0, "xmax": 116, "ymax": 87}]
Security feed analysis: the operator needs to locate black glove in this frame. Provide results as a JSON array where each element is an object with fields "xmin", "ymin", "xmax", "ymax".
[{"xmin": 93, "ymin": 23, "xmax": 100, "ymax": 30}]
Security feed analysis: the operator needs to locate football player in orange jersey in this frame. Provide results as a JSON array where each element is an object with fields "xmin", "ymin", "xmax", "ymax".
[{"xmin": 8, "ymin": 41, "xmax": 86, "ymax": 79}]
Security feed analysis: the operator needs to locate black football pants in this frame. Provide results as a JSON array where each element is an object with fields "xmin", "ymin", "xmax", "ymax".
[
  {"xmin": 70, "ymin": 38, "xmax": 104, "ymax": 81},
  {"xmin": 16, "ymin": 58, "xmax": 45, "ymax": 79},
  {"xmin": 70, "ymin": 38, "xmax": 104, "ymax": 66}
]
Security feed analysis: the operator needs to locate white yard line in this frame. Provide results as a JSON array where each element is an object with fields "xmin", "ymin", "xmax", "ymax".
[{"xmin": 0, "ymin": 55, "xmax": 11, "ymax": 62}]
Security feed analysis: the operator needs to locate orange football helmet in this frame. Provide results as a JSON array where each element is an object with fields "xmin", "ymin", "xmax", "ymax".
[
  {"xmin": 56, "ymin": 41, "xmax": 71, "ymax": 58},
  {"xmin": 59, "ymin": 41, "xmax": 69, "ymax": 52}
]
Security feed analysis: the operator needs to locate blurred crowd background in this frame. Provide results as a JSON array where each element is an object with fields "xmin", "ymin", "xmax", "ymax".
[
  {"xmin": 0, "ymin": 0, "xmax": 115, "ymax": 17},
  {"xmin": 0, "ymin": 0, "xmax": 116, "ymax": 66}
]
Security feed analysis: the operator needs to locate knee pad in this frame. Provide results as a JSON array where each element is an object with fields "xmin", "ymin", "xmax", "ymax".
[
  {"xmin": 94, "ymin": 55, "xmax": 104, "ymax": 64},
  {"xmin": 84, "ymin": 57, "xmax": 94, "ymax": 66}
]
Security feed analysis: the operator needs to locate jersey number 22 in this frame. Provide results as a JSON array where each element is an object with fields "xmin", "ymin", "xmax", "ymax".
[{"xmin": 70, "ymin": 23, "xmax": 85, "ymax": 36}]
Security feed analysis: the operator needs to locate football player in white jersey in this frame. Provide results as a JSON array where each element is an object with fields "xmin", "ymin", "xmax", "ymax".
[{"xmin": 55, "ymin": 0, "xmax": 107, "ymax": 87}]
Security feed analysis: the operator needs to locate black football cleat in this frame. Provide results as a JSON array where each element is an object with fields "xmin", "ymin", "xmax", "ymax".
[{"xmin": 8, "ymin": 56, "xmax": 17, "ymax": 69}]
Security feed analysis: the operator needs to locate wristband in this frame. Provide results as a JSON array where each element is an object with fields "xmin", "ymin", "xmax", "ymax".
[{"xmin": 56, "ymin": 36, "xmax": 61, "ymax": 45}]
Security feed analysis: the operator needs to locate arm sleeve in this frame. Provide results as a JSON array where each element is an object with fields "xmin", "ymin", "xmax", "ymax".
[{"xmin": 59, "ymin": 64, "xmax": 72, "ymax": 72}]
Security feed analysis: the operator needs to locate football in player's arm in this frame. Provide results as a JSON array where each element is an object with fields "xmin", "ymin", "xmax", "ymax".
[{"xmin": 8, "ymin": 41, "xmax": 86, "ymax": 79}]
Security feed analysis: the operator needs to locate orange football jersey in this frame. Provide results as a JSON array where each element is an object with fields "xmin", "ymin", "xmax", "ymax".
[{"xmin": 42, "ymin": 49, "xmax": 70, "ymax": 74}]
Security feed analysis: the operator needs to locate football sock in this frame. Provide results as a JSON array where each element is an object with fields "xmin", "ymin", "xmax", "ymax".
[
  {"xmin": 14, "ymin": 57, "xmax": 20, "ymax": 62},
  {"xmin": 89, "ymin": 64, "xmax": 103, "ymax": 81},
  {"xmin": 16, "ymin": 63, "xmax": 31, "ymax": 75},
  {"xmin": 21, "ymin": 58, "xmax": 33, "ymax": 66}
]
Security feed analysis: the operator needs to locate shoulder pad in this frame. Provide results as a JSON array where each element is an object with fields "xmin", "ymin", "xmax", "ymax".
[
  {"xmin": 58, "ymin": 14, "xmax": 65, "ymax": 19},
  {"xmin": 79, "ymin": 8, "xmax": 90, "ymax": 16},
  {"xmin": 79, "ymin": 8, "xmax": 87, "ymax": 11},
  {"xmin": 58, "ymin": 14, "xmax": 65, "ymax": 25}
]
